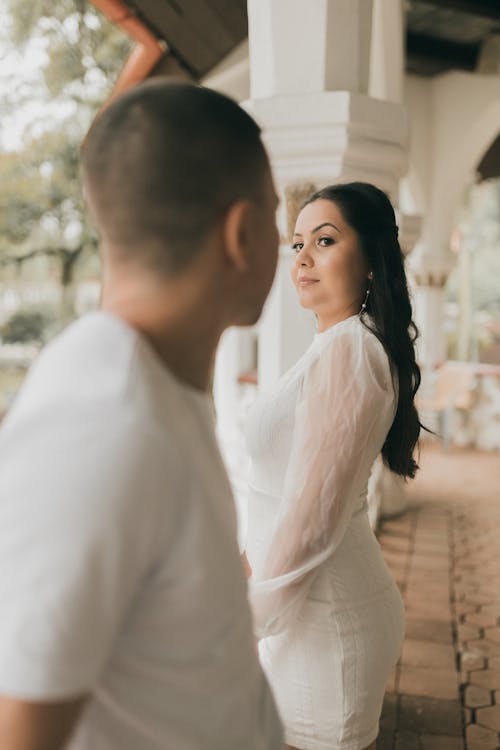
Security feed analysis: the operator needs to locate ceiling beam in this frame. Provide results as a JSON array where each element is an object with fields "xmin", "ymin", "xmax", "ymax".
[
  {"xmin": 410, "ymin": 0, "xmax": 500, "ymax": 21},
  {"xmin": 477, "ymin": 135, "xmax": 500, "ymax": 181},
  {"xmin": 406, "ymin": 31, "xmax": 479, "ymax": 71}
]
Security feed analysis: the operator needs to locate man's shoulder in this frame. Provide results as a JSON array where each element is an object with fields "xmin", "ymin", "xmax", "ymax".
[
  {"xmin": 0, "ymin": 313, "xmax": 186, "ymax": 480},
  {"xmin": 29, "ymin": 311, "xmax": 141, "ymax": 404},
  {"xmin": 0, "ymin": 319, "xmax": 185, "ymax": 522},
  {"xmin": 5, "ymin": 311, "xmax": 184, "ymax": 428}
]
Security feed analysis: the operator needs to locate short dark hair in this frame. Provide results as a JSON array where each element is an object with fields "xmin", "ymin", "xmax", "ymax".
[
  {"xmin": 303, "ymin": 182, "xmax": 424, "ymax": 480},
  {"xmin": 82, "ymin": 80, "xmax": 269, "ymax": 274}
]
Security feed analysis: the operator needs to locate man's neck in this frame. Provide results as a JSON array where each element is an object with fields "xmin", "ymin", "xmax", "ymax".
[
  {"xmin": 101, "ymin": 269, "xmax": 225, "ymax": 393},
  {"xmin": 144, "ymin": 322, "xmax": 220, "ymax": 393}
]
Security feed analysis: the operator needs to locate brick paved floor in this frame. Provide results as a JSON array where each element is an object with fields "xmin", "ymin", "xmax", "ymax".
[{"xmin": 377, "ymin": 442, "xmax": 500, "ymax": 750}]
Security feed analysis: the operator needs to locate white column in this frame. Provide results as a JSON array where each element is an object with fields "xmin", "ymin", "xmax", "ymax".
[
  {"xmin": 246, "ymin": 0, "xmax": 408, "ymax": 385},
  {"xmin": 248, "ymin": 0, "xmax": 373, "ymax": 97},
  {"xmin": 213, "ymin": 327, "xmax": 256, "ymax": 442},
  {"xmin": 413, "ymin": 284, "xmax": 447, "ymax": 369},
  {"xmin": 408, "ymin": 248, "xmax": 454, "ymax": 370},
  {"xmin": 398, "ymin": 213, "xmax": 422, "ymax": 257},
  {"xmin": 369, "ymin": 0, "xmax": 404, "ymax": 103},
  {"xmin": 258, "ymin": 249, "xmax": 316, "ymax": 390}
]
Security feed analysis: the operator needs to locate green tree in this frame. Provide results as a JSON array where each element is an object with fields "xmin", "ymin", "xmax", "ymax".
[
  {"xmin": 0, "ymin": 1, "xmax": 132, "ymax": 323},
  {"xmin": 0, "ymin": 128, "xmax": 99, "ymax": 322},
  {"xmin": 5, "ymin": 0, "xmax": 132, "ymax": 112}
]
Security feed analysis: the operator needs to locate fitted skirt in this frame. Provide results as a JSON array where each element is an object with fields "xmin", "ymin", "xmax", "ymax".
[{"xmin": 257, "ymin": 518, "xmax": 405, "ymax": 750}]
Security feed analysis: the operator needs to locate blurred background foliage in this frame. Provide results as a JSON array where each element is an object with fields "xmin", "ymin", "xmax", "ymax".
[
  {"xmin": 0, "ymin": 0, "xmax": 132, "ymax": 337},
  {"xmin": 446, "ymin": 178, "xmax": 500, "ymax": 364}
]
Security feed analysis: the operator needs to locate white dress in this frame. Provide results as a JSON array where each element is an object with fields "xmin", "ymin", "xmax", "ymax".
[{"xmin": 245, "ymin": 314, "xmax": 405, "ymax": 750}]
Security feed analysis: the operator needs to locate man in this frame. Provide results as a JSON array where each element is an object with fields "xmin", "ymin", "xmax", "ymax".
[{"xmin": 0, "ymin": 80, "xmax": 282, "ymax": 749}]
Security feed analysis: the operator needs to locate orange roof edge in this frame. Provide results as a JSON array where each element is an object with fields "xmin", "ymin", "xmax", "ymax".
[{"xmin": 91, "ymin": 0, "xmax": 167, "ymax": 102}]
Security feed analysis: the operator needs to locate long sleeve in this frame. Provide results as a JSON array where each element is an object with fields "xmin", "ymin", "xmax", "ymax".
[{"xmin": 249, "ymin": 325, "xmax": 395, "ymax": 639}]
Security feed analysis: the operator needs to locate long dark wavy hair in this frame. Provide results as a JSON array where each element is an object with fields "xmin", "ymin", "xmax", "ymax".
[{"xmin": 302, "ymin": 182, "xmax": 423, "ymax": 479}]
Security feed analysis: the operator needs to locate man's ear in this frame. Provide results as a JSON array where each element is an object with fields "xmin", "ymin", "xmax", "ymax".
[{"xmin": 221, "ymin": 199, "xmax": 253, "ymax": 272}]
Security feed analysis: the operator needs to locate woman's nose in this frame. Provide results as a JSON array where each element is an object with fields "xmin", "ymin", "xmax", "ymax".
[{"xmin": 296, "ymin": 245, "xmax": 312, "ymax": 266}]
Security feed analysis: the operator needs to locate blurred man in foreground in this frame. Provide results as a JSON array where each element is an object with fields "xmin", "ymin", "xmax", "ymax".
[{"xmin": 0, "ymin": 80, "xmax": 282, "ymax": 750}]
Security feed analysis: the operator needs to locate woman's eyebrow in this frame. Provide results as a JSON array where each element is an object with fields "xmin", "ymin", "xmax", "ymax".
[
  {"xmin": 293, "ymin": 222, "xmax": 341, "ymax": 237},
  {"xmin": 312, "ymin": 222, "xmax": 341, "ymax": 233}
]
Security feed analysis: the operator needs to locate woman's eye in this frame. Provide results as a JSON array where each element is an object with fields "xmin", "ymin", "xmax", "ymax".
[
  {"xmin": 291, "ymin": 242, "xmax": 303, "ymax": 253},
  {"xmin": 318, "ymin": 236, "xmax": 334, "ymax": 247}
]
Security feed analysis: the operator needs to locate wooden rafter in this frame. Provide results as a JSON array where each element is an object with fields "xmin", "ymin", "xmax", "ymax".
[{"xmin": 410, "ymin": 0, "xmax": 500, "ymax": 22}]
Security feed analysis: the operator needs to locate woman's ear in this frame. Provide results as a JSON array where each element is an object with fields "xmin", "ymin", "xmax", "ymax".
[{"xmin": 221, "ymin": 199, "xmax": 253, "ymax": 273}]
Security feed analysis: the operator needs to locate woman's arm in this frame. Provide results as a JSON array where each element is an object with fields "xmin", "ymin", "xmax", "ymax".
[{"xmin": 249, "ymin": 329, "xmax": 392, "ymax": 638}]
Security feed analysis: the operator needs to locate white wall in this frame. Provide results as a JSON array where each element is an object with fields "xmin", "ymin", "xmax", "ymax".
[
  {"xmin": 404, "ymin": 71, "xmax": 500, "ymax": 258},
  {"xmin": 202, "ymin": 40, "xmax": 250, "ymax": 101},
  {"xmin": 401, "ymin": 75, "xmax": 432, "ymax": 216}
]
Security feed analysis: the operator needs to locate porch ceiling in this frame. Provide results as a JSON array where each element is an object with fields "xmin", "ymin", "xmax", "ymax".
[
  {"xmin": 477, "ymin": 134, "xmax": 500, "ymax": 182},
  {"xmin": 122, "ymin": 0, "xmax": 500, "ymax": 80},
  {"xmin": 406, "ymin": 0, "xmax": 500, "ymax": 76},
  {"xmin": 121, "ymin": 0, "xmax": 247, "ymax": 78}
]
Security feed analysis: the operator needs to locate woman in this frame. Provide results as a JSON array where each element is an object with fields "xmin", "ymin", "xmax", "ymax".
[{"xmin": 244, "ymin": 182, "xmax": 423, "ymax": 750}]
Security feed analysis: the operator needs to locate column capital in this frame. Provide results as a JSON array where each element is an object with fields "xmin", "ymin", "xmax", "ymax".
[
  {"xmin": 397, "ymin": 212, "xmax": 422, "ymax": 257},
  {"xmin": 245, "ymin": 91, "xmax": 408, "ymax": 196},
  {"xmin": 408, "ymin": 247, "xmax": 455, "ymax": 288}
]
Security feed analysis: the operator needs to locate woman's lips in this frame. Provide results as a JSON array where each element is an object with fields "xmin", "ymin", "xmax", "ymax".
[{"xmin": 297, "ymin": 277, "xmax": 319, "ymax": 287}]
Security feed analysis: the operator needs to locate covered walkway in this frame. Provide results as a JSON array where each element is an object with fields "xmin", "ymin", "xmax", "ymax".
[{"xmin": 378, "ymin": 443, "xmax": 500, "ymax": 749}]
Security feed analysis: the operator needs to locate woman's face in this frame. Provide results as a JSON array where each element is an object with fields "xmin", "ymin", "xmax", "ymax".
[{"xmin": 291, "ymin": 199, "xmax": 371, "ymax": 331}]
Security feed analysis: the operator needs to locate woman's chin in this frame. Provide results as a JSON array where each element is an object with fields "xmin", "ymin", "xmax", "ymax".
[{"xmin": 295, "ymin": 292, "xmax": 316, "ymax": 311}]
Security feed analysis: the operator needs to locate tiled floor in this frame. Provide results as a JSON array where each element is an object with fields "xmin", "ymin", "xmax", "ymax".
[{"xmin": 377, "ymin": 441, "xmax": 500, "ymax": 750}]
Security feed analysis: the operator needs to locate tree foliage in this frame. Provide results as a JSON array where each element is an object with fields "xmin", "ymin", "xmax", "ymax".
[
  {"xmin": 1, "ymin": 1, "xmax": 132, "ymax": 321},
  {"xmin": 1, "ymin": 308, "xmax": 55, "ymax": 344},
  {"xmin": 6, "ymin": 0, "xmax": 132, "ymax": 104}
]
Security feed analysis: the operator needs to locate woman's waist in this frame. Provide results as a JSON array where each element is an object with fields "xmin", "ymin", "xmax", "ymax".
[
  {"xmin": 301, "ymin": 575, "xmax": 403, "ymax": 619},
  {"xmin": 308, "ymin": 518, "xmax": 396, "ymax": 607},
  {"xmin": 245, "ymin": 483, "xmax": 368, "ymax": 545},
  {"xmin": 245, "ymin": 494, "xmax": 378, "ymax": 589},
  {"xmin": 247, "ymin": 478, "xmax": 369, "ymax": 514}
]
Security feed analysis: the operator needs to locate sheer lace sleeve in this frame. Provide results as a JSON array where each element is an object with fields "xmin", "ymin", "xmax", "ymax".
[{"xmin": 249, "ymin": 323, "xmax": 394, "ymax": 639}]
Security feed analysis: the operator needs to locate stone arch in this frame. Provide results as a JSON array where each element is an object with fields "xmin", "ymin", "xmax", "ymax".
[
  {"xmin": 429, "ymin": 90, "xmax": 500, "ymax": 255},
  {"xmin": 459, "ymin": 99, "xmax": 500, "ymax": 187}
]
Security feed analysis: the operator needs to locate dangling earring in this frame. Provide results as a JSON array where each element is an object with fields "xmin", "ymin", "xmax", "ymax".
[
  {"xmin": 360, "ymin": 287, "xmax": 370, "ymax": 313},
  {"xmin": 360, "ymin": 273, "xmax": 373, "ymax": 314}
]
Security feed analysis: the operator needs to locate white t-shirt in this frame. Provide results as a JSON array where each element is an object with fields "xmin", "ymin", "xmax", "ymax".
[{"xmin": 0, "ymin": 312, "xmax": 283, "ymax": 750}]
